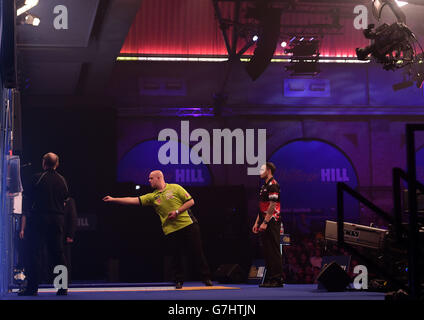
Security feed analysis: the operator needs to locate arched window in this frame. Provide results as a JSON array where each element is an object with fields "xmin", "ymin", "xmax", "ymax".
[{"xmin": 269, "ymin": 139, "xmax": 359, "ymax": 235}]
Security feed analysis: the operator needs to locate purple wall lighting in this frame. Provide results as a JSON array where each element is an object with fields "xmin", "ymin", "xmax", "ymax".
[
  {"xmin": 283, "ymin": 79, "xmax": 331, "ymax": 98},
  {"xmin": 118, "ymin": 139, "xmax": 212, "ymax": 186},
  {"xmin": 175, "ymin": 107, "xmax": 214, "ymax": 117}
]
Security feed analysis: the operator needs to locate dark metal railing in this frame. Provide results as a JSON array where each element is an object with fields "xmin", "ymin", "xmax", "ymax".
[
  {"xmin": 336, "ymin": 182, "xmax": 407, "ymax": 291},
  {"xmin": 405, "ymin": 124, "xmax": 424, "ymax": 299},
  {"xmin": 392, "ymin": 167, "xmax": 424, "ymax": 242},
  {"xmin": 336, "ymin": 123, "xmax": 424, "ymax": 299}
]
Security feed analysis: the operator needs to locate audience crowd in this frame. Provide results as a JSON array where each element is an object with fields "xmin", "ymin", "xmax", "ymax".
[{"xmin": 281, "ymin": 232, "xmax": 361, "ymax": 284}]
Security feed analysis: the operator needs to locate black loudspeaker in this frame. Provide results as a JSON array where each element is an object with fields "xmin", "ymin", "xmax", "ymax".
[
  {"xmin": 317, "ymin": 261, "xmax": 351, "ymax": 292},
  {"xmin": 214, "ymin": 264, "xmax": 245, "ymax": 284},
  {"xmin": 245, "ymin": 7, "xmax": 282, "ymax": 81},
  {"xmin": 7, "ymin": 155, "xmax": 23, "ymax": 194}
]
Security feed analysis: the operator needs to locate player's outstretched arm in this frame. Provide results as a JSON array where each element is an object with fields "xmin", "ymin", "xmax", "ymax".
[{"xmin": 102, "ymin": 196, "xmax": 140, "ymax": 206}]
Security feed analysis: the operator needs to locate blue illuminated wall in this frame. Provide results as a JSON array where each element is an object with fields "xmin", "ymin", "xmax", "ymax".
[
  {"xmin": 0, "ymin": 89, "xmax": 12, "ymax": 296},
  {"xmin": 111, "ymin": 61, "xmax": 424, "ymax": 112},
  {"xmin": 116, "ymin": 116, "xmax": 424, "ymax": 232},
  {"xmin": 0, "ymin": 0, "xmax": 17, "ymax": 295},
  {"xmin": 0, "ymin": 80, "xmax": 4, "ymax": 296},
  {"xmin": 0, "ymin": 0, "xmax": 6, "ymax": 296}
]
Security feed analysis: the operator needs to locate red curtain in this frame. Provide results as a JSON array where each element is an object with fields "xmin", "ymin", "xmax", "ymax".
[{"xmin": 120, "ymin": 0, "xmax": 369, "ymax": 57}]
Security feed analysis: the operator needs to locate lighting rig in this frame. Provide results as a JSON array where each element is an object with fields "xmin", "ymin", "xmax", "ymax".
[{"xmin": 284, "ymin": 36, "xmax": 321, "ymax": 76}]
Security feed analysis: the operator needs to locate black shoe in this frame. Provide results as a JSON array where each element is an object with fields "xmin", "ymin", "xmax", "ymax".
[
  {"xmin": 56, "ymin": 288, "xmax": 68, "ymax": 296},
  {"xmin": 269, "ymin": 280, "xmax": 284, "ymax": 288},
  {"xmin": 18, "ymin": 289, "xmax": 38, "ymax": 296},
  {"xmin": 203, "ymin": 279, "xmax": 213, "ymax": 287},
  {"xmin": 259, "ymin": 281, "xmax": 271, "ymax": 288},
  {"xmin": 175, "ymin": 282, "xmax": 183, "ymax": 289}
]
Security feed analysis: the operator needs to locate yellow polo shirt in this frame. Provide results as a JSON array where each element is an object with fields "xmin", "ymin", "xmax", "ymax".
[{"xmin": 139, "ymin": 184, "xmax": 193, "ymax": 235}]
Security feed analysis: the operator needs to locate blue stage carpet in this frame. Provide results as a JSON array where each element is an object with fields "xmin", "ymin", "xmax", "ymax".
[{"xmin": 2, "ymin": 282, "xmax": 386, "ymax": 300}]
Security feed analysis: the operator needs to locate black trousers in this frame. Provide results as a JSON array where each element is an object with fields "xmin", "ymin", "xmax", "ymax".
[
  {"xmin": 259, "ymin": 219, "xmax": 283, "ymax": 281},
  {"xmin": 63, "ymin": 242, "xmax": 73, "ymax": 283},
  {"xmin": 25, "ymin": 214, "xmax": 67, "ymax": 292},
  {"xmin": 166, "ymin": 222, "xmax": 211, "ymax": 283}
]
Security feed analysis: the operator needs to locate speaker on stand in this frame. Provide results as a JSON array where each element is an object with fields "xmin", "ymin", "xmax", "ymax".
[
  {"xmin": 214, "ymin": 264, "xmax": 246, "ymax": 284},
  {"xmin": 317, "ymin": 261, "xmax": 351, "ymax": 292}
]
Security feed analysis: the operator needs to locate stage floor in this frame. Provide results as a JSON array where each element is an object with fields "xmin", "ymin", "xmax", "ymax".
[{"xmin": 3, "ymin": 282, "xmax": 386, "ymax": 300}]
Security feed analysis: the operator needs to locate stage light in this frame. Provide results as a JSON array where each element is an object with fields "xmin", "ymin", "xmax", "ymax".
[
  {"xmin": 281, "ymin": 41, "xmax": 287, "ymax": 48},
  {"xmin": 395, "ymin": 1, "xmax": 408, "ymax": 7},
  {"xmin": 135, "ymin": 185, "xmax": 141, "ymax": 190},
  {"xmin": 284, "ymin": 40, "xmax": 319, "ymax": 57},
  {"xmin": 24, "ymin": 13, "xmax": 40, "ymax": 26},
  {"xmin": 252, "ymin": 35, "xmax": 259, "ymax": 42},
  {"xmin": 17, "ymin": 0, "xmax": 39, "ymax": 16},
  {"xmin": 284, "ymin": 36, "xmax": 321, "ymax": 76}
]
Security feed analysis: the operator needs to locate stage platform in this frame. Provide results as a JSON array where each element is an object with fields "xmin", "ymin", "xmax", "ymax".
[{"xmin": 3, "ymin": 282, "xmax": 386, "ymax": 300}]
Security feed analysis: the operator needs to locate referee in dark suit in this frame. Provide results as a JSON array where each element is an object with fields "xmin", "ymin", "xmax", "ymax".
[
  {"xmin": 64, "ymin": 197, "xmax": 78, "ymax": 282},
  {"xmin": 19, "ymin": 153, "xmax": 69, "ymax": 296}
]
